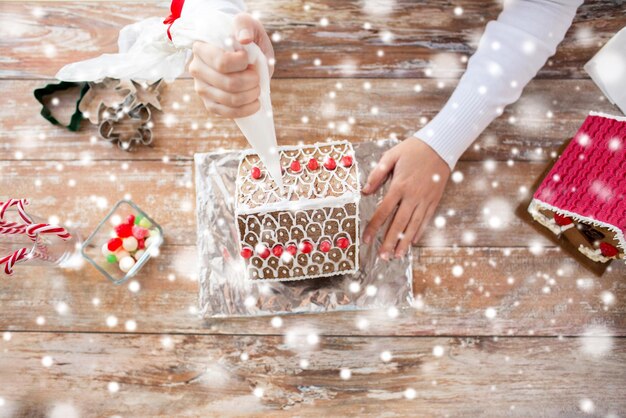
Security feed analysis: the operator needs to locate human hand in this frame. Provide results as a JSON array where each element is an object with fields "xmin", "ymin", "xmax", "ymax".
[
  {"xmin": 189, "ymin": 13, "xmax": 274, "ymax": 118},
  {"xmin": 362, "ymin": 137, "xmax": 451, "ymax": 259}
]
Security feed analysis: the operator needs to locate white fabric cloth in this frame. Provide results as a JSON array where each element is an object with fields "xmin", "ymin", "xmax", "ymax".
[
  {"xmin": 416, "ymin": 0, "xmax": 583, "ymax": 169},
  {"xmin": 55, "ymin": 0, "xmax": 246, "ymax": 82},
  {"xmin": 56, "ymin": 0, "xmax": 284, "ymax": 189},
  {"xmin": 585, "ymin": 27, "xmax": 626, "ymax": 116},
  {"xmin": 56, "ymin": 16, "xmax": 188, "ymax": 82}
]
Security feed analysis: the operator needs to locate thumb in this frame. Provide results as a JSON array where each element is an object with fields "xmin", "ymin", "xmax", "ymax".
[
  {"xmin": 233, "ymin": 13, "xmax": 275, "ymax": 77},
  {"xmin": 233, "ymin": 13, "xmax": 257, "ymax": 45},
  {"xmin": 362, "ymin": 150, "xmax": 399, "ymax": 195}
]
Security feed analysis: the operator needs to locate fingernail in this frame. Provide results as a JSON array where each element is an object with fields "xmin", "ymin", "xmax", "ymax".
[
  {"xmin": 362, "ymin": 183, "xmax": 370, "ymax": 193},
  {"xmin": 363, "ymin": 234, "xmax": 371, "ymax": 245},
  {"xmin": 395, "ymin": 250, "xmax": 405, "ymax": 259},
  {"xmin": 380, "ymin": 252, "xmax": 390, "ymax": 261},
  {"xmin": 238, "ymin": 29, "xmax": 252, "ymax": 41}
]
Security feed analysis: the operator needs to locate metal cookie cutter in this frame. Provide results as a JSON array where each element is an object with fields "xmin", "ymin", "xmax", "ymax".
[{"xmin": 97, "ymin": 97, "xmax": 154, "ymax": 151}]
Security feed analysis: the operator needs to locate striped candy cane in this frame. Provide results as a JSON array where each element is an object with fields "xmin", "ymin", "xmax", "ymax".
[
  {"xmin": 0, "ymin": 198, "xmax": 72, "ymax": 275},
  {"xmin": 0, "ymin": 225, "xmax": 28, "ymax": 235},
  {"xmin": 0, "ymin": 247, "xmax": 30, "ymax": 275},
  {"xmin": 0, "ymin": 198, "xmax": 70, "ymax": 241},
  {"xmin": 26, "ymin": 223, "xmax": 72, "ymax": 241},
  {"xmin": 0, "ymin": 220, "xmax": 26, "ymax": 229},
  {"xmin": 0, "ymin": 199, "xmax": 32, "ymax": 225}
]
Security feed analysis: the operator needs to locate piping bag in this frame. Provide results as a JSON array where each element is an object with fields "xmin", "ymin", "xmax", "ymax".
[{"xmin": 55, "ymin": 0, "xmax": 284, "ymax": 190}]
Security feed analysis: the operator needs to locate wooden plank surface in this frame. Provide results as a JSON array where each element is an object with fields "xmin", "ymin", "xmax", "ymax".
[
  {"xmin": 1, "ymin": 247, "xmax": 624, "ymax": 336},
  {"xmin": 1, "ymin": 1, "xmax": 623, "ymax": 80},
  {"xmin": 1, "ymin": 333, "xmax": 624, "ymax": 417},
  {"xmin": 1, "ymin": 79, "xmax": 620, "ymax": 162},
  {"xmin": 2, "ymin": 0, "xmax": 625, "ymax": 416}
]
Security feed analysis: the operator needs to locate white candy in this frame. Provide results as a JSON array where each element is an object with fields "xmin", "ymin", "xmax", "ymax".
[
  {"xmin": 149, "ymin": 228, "xmax": 160, "ymax": 237},
  {"xmin": 134, "ymin": 250, "xmax": 146, "ymax": 261},
  {"xmin": 145, "ymin": 236, "xmax": 162, "ymax": 248},
  {"xmin": 101, "ymin": 242, "xmax": 112, "ymax": 257},
  {"xmin": 119, "ymin": 256, "xmax": 135, "ymax": 273},
  {"xmin": 122, "ymin": 236, "xmax": 138, "ymax": 252},
  {"xmin": 115, "ymin": 250, "xmax": 130, "ymax": 260}
]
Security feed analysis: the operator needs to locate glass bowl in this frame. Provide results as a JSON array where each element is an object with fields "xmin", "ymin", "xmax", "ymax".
[{"xmin": 81, "ymin": 200, "xmax": 163, "ymax": 284}]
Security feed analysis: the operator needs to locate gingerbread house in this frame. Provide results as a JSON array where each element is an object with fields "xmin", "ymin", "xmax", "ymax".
[
  {"xmin": 528, "ymin": 112, "xmax": 625, "ymax": 263},
  {"xmin": 235, "ymin": 141, "xmax": 361, "ymax": 281}
]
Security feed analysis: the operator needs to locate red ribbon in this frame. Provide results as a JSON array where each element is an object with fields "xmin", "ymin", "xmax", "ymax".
[{"xmin": 163, "ymin": 0, "xmax": 185, "ymax": 41}]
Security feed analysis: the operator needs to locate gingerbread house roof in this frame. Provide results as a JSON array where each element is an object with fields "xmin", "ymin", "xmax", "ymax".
[
  {"xmin": 235, "ymin": 141, "xmax": 360, "ymax": 214},
  {"xmin": 532, "ymin": 112, "xmax": 626, "ymax": 250}
]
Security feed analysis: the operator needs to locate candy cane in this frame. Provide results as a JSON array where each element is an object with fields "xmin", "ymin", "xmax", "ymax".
[
  {"xmin": 0, "ymin": 220, "xmax": 26, "ymax": 229},
  {"xmin": 0, "ymin": 199, "xmax": 32, "ymax": 225},
  {"xmin": 0, "ymin": 225, "xmax": 27, "ymax": 235},
  {"xmin": 0, "ymin": 199, "xmax": 71, "ymax": 241},
  {"xmin": 30, "ymin": 245, "xmax": 56, "ymax": 263},
  {"xmin": 26, "ymin": 223, "xmax": 71, "ymax": 241},
  {"xmin": 0, "ymin": 247, "xmax": 29, "ymax": 275},
  {"xmin": 0, "ymin": 238, "xmax": 58, "ymax": 276},
  {"xmin": 0, "ymin": 198, "xmax": 72, "ymax": 275}
]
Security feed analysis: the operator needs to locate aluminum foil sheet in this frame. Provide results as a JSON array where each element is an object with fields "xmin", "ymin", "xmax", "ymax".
[{"xmin": 195, "ymin": 139, "xmax": 414, "ymax": 317}]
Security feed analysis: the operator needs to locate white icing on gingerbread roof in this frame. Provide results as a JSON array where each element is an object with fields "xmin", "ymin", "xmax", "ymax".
[{"xmin": 235, "ymin": 141, "xmax": 360, "ymax": 213}]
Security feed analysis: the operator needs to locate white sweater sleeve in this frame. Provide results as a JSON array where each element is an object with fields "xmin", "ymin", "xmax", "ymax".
[{"xmin": 415, "ymin": 0, "xmax": 583, "ymax": 170}]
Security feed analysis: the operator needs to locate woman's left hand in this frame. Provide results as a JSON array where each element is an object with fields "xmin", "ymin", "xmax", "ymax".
[{"xmin": 362, "ymin": 137, "xmax": 451, "ymax": 259}]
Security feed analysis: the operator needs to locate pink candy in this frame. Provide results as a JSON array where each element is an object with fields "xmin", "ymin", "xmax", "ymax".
[{"xmin": 132, "ymin": 225, "xmax": 150, "ymax": 239}]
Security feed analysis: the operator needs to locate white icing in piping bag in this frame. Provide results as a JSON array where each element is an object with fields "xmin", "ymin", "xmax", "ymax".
[{"xmin": 55, "ymin": 0, "xmax": 283, "ymax": 190}]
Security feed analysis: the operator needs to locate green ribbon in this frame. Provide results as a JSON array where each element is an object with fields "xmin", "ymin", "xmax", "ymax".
[{"xmin": 33, "ymin": 81, "xmax": 89, "ymax": 132}]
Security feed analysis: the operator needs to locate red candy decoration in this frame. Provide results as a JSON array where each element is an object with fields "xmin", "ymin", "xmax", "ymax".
[
  {"xmin": 324, "ymin": 157, "xmax": 337, "ymax": 170},
  {"xmin": 300, "ymin": 241, "xmax": 314, "ymax": 254},
  {"xmin": 286, "ymin": 245, "xmax": 298, "ymax": 256},
  {"xmin": 336, "ymin": 237, "xmax": 350, "ymax": 249},
  {"xmin": 240, "ymin": 247, "xmax": 253, "ymax": 259},
  {"xmin": 115, "ymin": 223, "xmax": 133, "ymax": 238},
  {"xmin": 272, "ymin": 244, "xmax": 284, "ymax": 257},
  {"xmin": 290, "ymin": 160, "xmax": 302, "ymax": 173},
  {"xmin": 599, "ymin": 242, "xmax": 619, "ymax": 258},
  {"xmin": 307, "ymin": 158, "xmax": 319, "ymax": 171},
  {"xmin": 107, "ymin": 237, "xmax": 122, "ymax": 252},
  {"xmin": 319, "ymin": 240, "xmax": 331, "ymax": 252},
  {"xmin": 258, "ymin": 246, "xmax": 271, "ymax": 259},
  {"xmin": 137, "ymin": 238, "xmax": 145, "ymax": 250},
  {"xmin": 126, "ymin": 214, "xmax": 136, "ymax": 225},
  {"xmin": 341, "ymin": 155, "xmax": 353, "ymax": 167},
  {"xmin": 554, "ymin": 213, "xmax": 573, "ymax": 226},
  {"xmin": 251, "ymin": 166, "xmax": 262, "ymax": 180}
]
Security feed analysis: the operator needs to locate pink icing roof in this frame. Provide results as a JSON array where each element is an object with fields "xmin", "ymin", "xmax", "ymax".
[{"xmin": 533, "ymin": 113, "xmax": 626, "ymax": 232}]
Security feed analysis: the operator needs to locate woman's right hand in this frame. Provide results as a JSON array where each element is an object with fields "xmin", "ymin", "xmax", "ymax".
[{"xmin": 189, "ymin": 13, "xmax": 274, "ymax": 118}]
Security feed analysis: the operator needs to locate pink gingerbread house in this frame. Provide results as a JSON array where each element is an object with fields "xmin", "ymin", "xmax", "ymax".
[{"xmin": 528, "ymin": 112, "xmax": 626, "ymax": 264}]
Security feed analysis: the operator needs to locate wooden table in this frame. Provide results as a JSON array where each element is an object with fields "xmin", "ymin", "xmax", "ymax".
[{"xmin": 1, "ymin": 1, "xmax": 625, "ymax": 416}]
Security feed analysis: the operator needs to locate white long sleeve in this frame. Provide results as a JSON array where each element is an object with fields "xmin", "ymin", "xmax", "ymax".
[{"xmin": 415, "ymin": 0, "xmax": 583, "ymax": 170}]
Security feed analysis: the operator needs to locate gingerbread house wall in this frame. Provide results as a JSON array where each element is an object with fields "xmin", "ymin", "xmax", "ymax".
[
  {"xmin": 235, "ymin": 141, "xmax": 361, "ymax": 281},
  {"xmin": 237, "ymin": 203, "xmax": 359, "ymax": 280}
]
